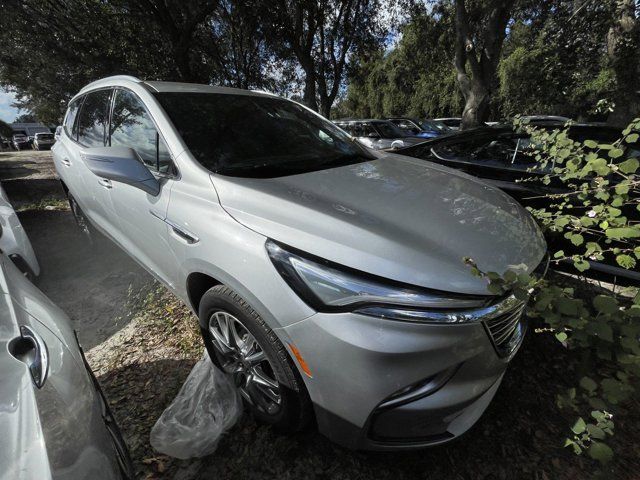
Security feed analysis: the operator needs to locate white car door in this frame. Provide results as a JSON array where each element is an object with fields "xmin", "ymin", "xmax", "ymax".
[
  {"xmin": 103, "ymin": 88, "xmax": 178, "ymax": 288},
  {"xmin": 52, "ymin": 96, "xmax": 86, "ymax": 204},
  {"xmin": 1, "ymin": 255, "xmax": 123, "ymax": 480},
  {"xmin": 73, "ymin": 88, "xmax": 119, "ymax": 236}
]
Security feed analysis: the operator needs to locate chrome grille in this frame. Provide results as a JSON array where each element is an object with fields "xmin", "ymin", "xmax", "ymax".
[{"xmin": 483, "ymin": 296, "xmax": 527, "ymax": 358}]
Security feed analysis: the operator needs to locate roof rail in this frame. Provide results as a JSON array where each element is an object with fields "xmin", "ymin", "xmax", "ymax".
[{"xmin": 79, "ymin": 75, "xmax": 143, "ymax": 93}]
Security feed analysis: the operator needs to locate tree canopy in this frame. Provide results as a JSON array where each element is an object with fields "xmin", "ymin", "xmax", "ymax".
[{"xmin": 341, "ymin": 0, "xmax": 639, "ymax": 126}]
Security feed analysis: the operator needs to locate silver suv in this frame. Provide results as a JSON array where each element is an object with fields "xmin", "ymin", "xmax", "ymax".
[{"xmin": 53, "ymin": 76, "xmax": 546, "ymax": 450}]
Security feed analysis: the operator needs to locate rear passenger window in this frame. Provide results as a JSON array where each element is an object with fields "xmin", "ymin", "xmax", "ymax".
[
  {"xmin": 64, "ymin": 97, "xmax": 83, "ymax": 140},
  {"xmin": 110, "ymin": 89, "xmax": 172, "ymax": 173},
  {"xmin": 77, "ymin": 89, "xmax": 112, "ymax": 147}
]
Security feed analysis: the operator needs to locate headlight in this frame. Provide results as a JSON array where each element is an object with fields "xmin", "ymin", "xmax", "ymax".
[{"xmin": 265, "ymin": 240, "xmax": 491, "ymax": 323}]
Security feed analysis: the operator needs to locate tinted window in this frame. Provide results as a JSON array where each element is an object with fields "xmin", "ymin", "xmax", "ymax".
[
  {"xmin": 64, "ymin": 97, "xmax": 83, "ymax": 140},
  {"xmin": 432, "ymin": 135, "xmax": 516, "ymax": 167},
  {"xmin": 374, "ymin": 122, "xmax": 405, "ymax": 138},
  {"xmin": 422, "ymin": 119, "xmax": 450, "ymax": 132},
  {"xmin": 77, "ymin": 90, "xmax": 112, "ymax": 147},
  {"xmin": 110, "ymin": 89, "xmax": 171, "ymax": 172},
  {"xmin": 393, "ymin": 120, "xmax": 420, "ymax": 134},
  {"xmin": 352, "ymin": 123, "xmax": 376, "ymax": 137},
  {"xmin": 155, "ymin": 92, "xmax": 372, "ymax": 177}
]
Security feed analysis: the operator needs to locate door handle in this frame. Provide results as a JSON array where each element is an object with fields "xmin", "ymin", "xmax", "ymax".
[
  {"xmin": 61, "ymin": 158, "xmax": 71, "ymax": 167},
  {"xmin": 98, "ymin": 178, "xmax": 112, "ymax": 189},
  {"xmin": 150, "ymin": 210, "xmax": 199, "ymax": 244},
  {"xmin": 168, "ymin": 223, "xmax": 199, "ymax": 244},
  {"xmin": 8, "ymin": 326, "xmax": 49, "ymax": 388}
]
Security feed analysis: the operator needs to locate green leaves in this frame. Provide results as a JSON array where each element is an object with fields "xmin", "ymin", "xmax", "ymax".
[
  {"xmin": 605, "ymin": 227, "xmax": 640, "ymax": 239},
  {"xmin": 618, "ymin": 158, "xmax": 639, "ymax": 174},
  {"xmin": 580, "ymin": 377, "xmax": 597, "ymax": 393},
  {"xmin": 588, "ymin": 442, "xmax": 613, "ymax": 463},
  {"xmin": 470, "ymin": 121, "xmax": 640, "ymax": 467},
  {"xmin": 593, "ymin": 295, "xmax": 618, "ymax": 314},
  {"xmin": 571, "ymin": 417, "xmax": 587, "ymax": 434},
  {"xmin": 616, "ymin": 254, "xmax": 636, "ymax": 269},
  {"xmin": 608, "ymin": 148, "xmax": 624, "ymax": 159}
]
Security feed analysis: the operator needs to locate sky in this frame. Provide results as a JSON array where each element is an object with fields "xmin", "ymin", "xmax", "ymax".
[{"xmin": 0, "ymin": 88, "xmax": 21, "ymax": 123}]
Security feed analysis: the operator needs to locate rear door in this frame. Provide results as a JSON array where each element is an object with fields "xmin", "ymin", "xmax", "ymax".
[
  {"xmin": 74, "ymin": 88, "xmax": 118, "ymax": 235},
  {"xmin": 52, "ymin": 96, "xmax": 85, "ymax": 201},
  {"xmin": 104, "ymin": 88, "xmax": 179, "ymax": 288}
]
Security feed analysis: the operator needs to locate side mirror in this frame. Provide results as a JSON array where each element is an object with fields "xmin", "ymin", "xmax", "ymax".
[
  {"xmin": 54, "ymin": 126, "xmax": 62, "ymax": 139},
  {"xmin": 80, "ymin": 146, "xmax": 160, "ymax": 196}
]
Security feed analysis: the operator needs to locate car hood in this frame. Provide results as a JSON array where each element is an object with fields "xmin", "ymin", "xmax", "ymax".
[{"xmin": 211, "ymin": 154, "xmax": 546, "ymax": 296}]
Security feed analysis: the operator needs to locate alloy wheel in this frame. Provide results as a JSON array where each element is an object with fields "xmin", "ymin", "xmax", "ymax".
[{"xmin": 208, "ymin": 311, "xmax": 282, "ymax": 415}]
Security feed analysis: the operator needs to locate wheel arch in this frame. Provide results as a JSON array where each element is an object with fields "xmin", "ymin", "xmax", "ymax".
[{"xmin": 186, "ymin": 271, "xmax": 223, "ymax": 316}]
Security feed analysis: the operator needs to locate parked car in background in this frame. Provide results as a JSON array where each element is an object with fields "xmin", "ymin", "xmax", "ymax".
[
  {"xmin": 12, "ymin": 133, "xmax": 29, "ymax": 150},
  {"xmin": 434, "ymin": 117, "xmax": 462, "ymax": 130},
  {"xmin": 54, "ymin": 75, "xmax": 547, "ymax": 450},
  {"xmin": 334, "ymin": 119, "xmax": 425, "ymax": 150},
  {"xmin": 0, "ymin": 222, "xmax": 133, "ymax": 479},
  {"xmin": 33, "ymin": 131, "xmax": 55, "ymax": 150},
  {"xmin": 0, "ymin": 182, "xmax": 40, "ymax": 279},
  {"xmin": 387, "ymin": 117, "xmax": 451, "ymax": 138},
  {"xmin": 0, "ymin": 137, "xmax": 12, "ymax": 150},
  {"xmin": 398, "ymin": 124, "xmax": 639, "ymax": 285},
  {"xmin": 519, "ymin": 115, "xmax": 572, "ymax": 124}
]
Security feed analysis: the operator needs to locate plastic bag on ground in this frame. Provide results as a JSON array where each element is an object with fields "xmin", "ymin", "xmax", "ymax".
[{"xmin": 150, "ymin": 352, "xmax": 243, "ymax": 459}]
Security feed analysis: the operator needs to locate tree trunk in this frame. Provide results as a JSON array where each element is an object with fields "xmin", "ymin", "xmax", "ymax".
[
  {"xmin": 453, "ymin": 0, "xmax": 514, "ymax": 130},
  {"xmin": 319, "ymin": 94, "xmax": 332, "ymax": 118},
  {"xmin": 302, "ymin": 66, "xmax": 318, "ymax": 111},
  {"xmin": 606, "ymin": 0, "xmax": 640, "ymax": 127},
  {"xmin": 461, "ymin": 83, "xmax": 491, "ymax": 128}
]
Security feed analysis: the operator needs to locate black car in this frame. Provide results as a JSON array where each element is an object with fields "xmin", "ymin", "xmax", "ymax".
[
  {"xmin": 398, "ymin": 124, "xmax": 640, "ymax": 284},
  {"xmin": 387, "ymin": 117, "xmax": 452, "ymax": 139}
]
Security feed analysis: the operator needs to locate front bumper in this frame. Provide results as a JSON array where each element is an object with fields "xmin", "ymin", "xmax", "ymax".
[{"xmin": 279, "ymin": 309, "xmax": 523, "ymax": 450}]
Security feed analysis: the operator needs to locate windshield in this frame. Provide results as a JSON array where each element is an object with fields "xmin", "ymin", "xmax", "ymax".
[
  {"xmin": 373, "ymin": 121, "xmax": 406, "ymax": 138},
  {"xmin": 154, "ymin": 92, "xmax": 373, "ymax": 177},
  {"xmin": 421, "ymin": 119, "xmax": 450, "ymax": 132}
]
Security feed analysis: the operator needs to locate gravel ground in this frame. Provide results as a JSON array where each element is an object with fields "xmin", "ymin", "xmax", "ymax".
[{"xmin": 1, "ymin": 150, "xmax": 638, "ymax": 479}]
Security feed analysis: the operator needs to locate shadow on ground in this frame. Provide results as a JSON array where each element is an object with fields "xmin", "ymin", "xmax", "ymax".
[{"xmin": 18, "ymin": 207, "xmax": 151, "ymax": 348}]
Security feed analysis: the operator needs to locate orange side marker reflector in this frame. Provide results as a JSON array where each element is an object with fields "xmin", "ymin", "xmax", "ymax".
[{"xmin": 288, "ymin": 343, "xmax": 313, "ymax": 378}]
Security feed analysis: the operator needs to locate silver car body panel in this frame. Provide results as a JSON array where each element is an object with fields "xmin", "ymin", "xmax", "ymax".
[
  {"xmin": 0, "ymin": 255, "xmax": 123, "ymax": 479},
  {"xmin": 53, "ymin": 76, "xmax": 547, "ymax": 448},
  {"xmin": 0, "ymin": 183, "xmax": 40, "ymax": 277},
  {"xmin": 212, "ymin": 154, "xmax": 545, "ymax": 296}
]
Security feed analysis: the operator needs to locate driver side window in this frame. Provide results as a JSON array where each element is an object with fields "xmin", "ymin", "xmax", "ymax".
[{"xmin": 110, "ymin": 89, "xmax": 174, "ymax": 174}]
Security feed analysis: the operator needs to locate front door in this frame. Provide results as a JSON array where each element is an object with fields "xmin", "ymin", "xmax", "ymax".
[{"xmin": 104, "ymin": 88, "xmax": 179, "ymax": 289}]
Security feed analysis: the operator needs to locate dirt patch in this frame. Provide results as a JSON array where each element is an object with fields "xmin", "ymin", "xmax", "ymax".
[
  {"xmin": 18, "ymin": 208, "xmax": 150, "ymax": 349},
  {"xmin": 86, "ymin": 285, "xmax": 203, "ymax": 479}
]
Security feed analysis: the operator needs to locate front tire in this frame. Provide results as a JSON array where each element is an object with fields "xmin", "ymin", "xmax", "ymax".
[{"xmin": 199, "ymin": 285, "xmax": 312, "ymax": 432}]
